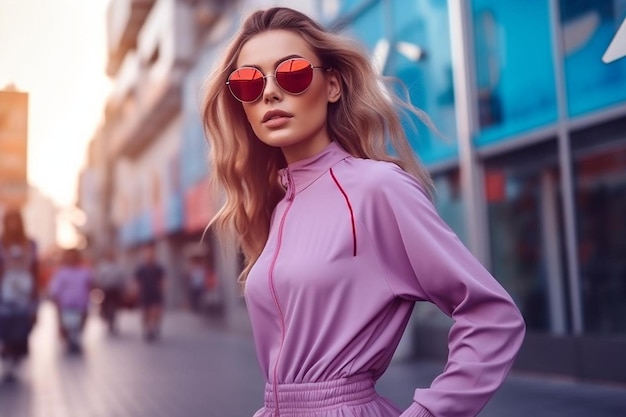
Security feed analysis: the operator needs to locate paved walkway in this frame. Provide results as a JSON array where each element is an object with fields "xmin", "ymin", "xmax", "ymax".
[{"xmin": 1, "ymin": 302, "xmax": 625, "ymax": 417}]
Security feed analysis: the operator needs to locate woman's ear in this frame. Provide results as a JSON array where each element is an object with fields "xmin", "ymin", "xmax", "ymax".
[{"xmin": 326, "ymin": 71, "xmax": 341, "ymax": 103}]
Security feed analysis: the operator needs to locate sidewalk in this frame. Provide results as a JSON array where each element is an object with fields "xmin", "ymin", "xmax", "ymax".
[{"xmin": 1, "ymin": 302, "xmax": 625, "ymax": 417}]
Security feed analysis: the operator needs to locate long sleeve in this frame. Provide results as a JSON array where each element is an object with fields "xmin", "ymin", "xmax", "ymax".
[{"xmin": 362, "ymin": 165, "xmax": 526, "ymax": 417}]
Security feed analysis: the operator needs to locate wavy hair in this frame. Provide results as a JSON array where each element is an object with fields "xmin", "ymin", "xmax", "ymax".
[{"xmin": 201, "ymin": 7, "xmax": 434, "ymax": 283}]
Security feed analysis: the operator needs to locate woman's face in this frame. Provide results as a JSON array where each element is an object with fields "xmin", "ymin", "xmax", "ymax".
[{"xmin": 235, "ymin": 29, "xmax": 341, "ymax": 163}]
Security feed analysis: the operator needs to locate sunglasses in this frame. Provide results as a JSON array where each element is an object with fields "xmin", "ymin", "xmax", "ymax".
[{"xmin": 226, "ymin": 57, "xmax": 330, "ymax": 103}]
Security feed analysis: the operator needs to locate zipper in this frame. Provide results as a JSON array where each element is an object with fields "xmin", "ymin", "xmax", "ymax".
[{"xmin": 268, "ymin": 168, "xmax": 295, "ymax": 416}]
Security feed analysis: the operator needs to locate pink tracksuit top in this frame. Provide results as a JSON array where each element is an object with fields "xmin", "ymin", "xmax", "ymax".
[{"xmin": 245, "ymin": 141, "xmax": 526, "ymax": 417}]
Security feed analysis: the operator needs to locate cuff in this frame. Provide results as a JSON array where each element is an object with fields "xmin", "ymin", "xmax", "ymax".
[{"xmin": 399, "ymin": 402, "xmax": 435, "ymax": 417}]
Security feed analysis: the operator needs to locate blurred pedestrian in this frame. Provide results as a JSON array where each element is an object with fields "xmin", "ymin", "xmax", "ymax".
[
  {"xmin": 185, "ymin": 249, "xmax": 208, "ymax": 313},
  {"xmin": 133, "ymin": 244, "xmax": 165, "ymax": 342},
  {"xmin": 201, "ymin": 7, "xmax": 525, "ymax": 417},
  {"xmin": 95, "ymin": 249, "xmax": 126, "ymax": 334},
  {"xmin": 48, "ymin": 248, "xmax": 92, "ymax": 354},
  {"xmin": 0, "ymin": 209, "xmax": 39, "ymax": 382},
  {"xmin": 184, "ymin": 244, "xmax": 220, "ymax": 314}
]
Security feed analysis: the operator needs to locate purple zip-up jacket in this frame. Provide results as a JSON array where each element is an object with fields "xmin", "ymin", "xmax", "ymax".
[{"xmin": 245, "ymin": 142, "xmax": 525, "ymax": 417}]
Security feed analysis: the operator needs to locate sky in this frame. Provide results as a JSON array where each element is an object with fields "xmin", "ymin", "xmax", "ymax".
[{"xmin": 0, "ymin": 0, "xmax": 111, "ymax": 209}]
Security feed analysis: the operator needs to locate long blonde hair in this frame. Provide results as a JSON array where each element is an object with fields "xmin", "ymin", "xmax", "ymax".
[{"xmin": 201, "ymin": 7, "xmax": 433, "ymax": 283}]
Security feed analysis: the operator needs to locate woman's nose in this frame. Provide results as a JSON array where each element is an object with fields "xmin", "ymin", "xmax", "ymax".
[{"xmin": 263, "ymin": 75, "xmax": 282, "ymax": 103}]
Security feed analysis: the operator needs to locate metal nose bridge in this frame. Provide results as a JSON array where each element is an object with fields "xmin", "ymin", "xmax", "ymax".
[{"xmin": 260, "ymin": 74, "xmax": 280, "ymax": 99}]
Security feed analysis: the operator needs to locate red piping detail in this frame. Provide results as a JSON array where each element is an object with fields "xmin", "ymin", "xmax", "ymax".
[{"xmin": 330, "ymin": 168, "xmax": 357, "ymax": 257}]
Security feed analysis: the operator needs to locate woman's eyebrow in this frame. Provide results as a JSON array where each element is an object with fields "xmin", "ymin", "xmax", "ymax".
[
  {"xmin": 239, "ymin": 54, "xmax": 305, "ymax": 70},
  {"xmin": 273, "ymin": 54, "xmax": 303, "ymax": 66}
]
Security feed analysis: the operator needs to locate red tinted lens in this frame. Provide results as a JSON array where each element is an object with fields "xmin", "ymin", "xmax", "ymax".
[
  {"xmin": 227, "ymin": 67, "xmax": 264, "ymax": 102},
  {"xmin": 276, "ymin": 58, "xmax": 313, "ymax": 94}
]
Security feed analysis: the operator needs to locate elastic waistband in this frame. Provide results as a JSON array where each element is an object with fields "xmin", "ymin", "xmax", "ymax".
[{"xmin": 264, "ymin": 374, "xmax": 377, "ymax": 414}]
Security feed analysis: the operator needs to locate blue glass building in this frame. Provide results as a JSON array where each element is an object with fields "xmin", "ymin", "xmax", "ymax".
[{"xmin": 318, "ymin": 0, "xmax": 626, "ymax": 383}]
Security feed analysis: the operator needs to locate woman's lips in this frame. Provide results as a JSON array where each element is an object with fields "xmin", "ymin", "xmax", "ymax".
[
  {"xmin": 263, "ymin": 116, "xmax": 292, "ymax": 128},
  {"xmin": 262, "ymin": 109, "xmax": 293, "ymax": 128}
]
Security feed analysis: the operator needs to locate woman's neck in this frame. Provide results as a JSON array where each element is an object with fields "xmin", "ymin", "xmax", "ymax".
[{"xmin": 281, "ymin": 135, "xmax": 332, "ymax": 164}]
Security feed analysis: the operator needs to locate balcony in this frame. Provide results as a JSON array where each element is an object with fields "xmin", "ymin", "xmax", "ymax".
[
  {"xmin": 107, "ymin": 51, "xmax": 141, "ymax": 117},
  {"xmin": 106, "ymin": 0, "xmax": 156, "ymax": 76},
  {"xmin": 107, "ymin": 0, "xmax": 197, "ymax": 159},
  {"xmin": 107, "ymin": 70, "xmax": 183, "ymax": 159}
]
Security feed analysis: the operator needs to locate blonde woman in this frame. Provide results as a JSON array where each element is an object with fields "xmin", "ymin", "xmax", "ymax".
[{"xmin": 202, "ymin": 7, "xmax": 525, "ymax": 417}]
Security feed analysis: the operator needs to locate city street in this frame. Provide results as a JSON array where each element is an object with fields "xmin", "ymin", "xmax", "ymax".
[{"xmin": 1, "ymin": 302, "xmax": 625, "ymax": 417}]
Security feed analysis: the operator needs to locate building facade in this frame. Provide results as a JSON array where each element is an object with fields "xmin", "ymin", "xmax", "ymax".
[{"xmin": 83, "ymin": 0, "xmax": 229, "ymax": 307}]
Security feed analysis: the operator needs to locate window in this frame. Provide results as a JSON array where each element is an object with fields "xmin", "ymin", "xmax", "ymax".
[
  {"xmin": 472, "ymin": 0, "xmax": 558, "ymax": 145},
  {"xmin": 484, "ymin": 140, "xmax": 568, "ymax": 333},
  {"xmin": 574, "ymin": 143, "xmax": 626, "ymax": 334}
]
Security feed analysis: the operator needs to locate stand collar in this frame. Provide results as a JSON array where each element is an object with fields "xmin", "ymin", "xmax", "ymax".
[{"xmin": 278, "ymin": 142, "xmax": 350, "ymax": 200}]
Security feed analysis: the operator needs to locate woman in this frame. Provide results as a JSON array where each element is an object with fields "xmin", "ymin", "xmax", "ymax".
[
  {"xmin": 0, "ymin": 209, "xmax": 38, "ymax": 380},
  {"xmin": 48, "ymin": 248, "xmax": 92, "ymax": 353},
  {"xmin": 202, "ymin": 7, "xmax": 525, "ymax": 417}
]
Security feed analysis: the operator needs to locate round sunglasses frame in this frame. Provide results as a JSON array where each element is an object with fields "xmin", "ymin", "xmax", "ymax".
[{"xmin": 226, "ymin": 57, "xmax": 330, "ymax": 103}]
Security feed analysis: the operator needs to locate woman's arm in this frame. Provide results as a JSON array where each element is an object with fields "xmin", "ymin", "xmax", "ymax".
[{"xmin": 364, "ymin": 165, "xmax": 526, "ymax": 417}]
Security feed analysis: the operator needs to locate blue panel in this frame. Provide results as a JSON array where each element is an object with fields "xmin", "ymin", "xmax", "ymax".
[
  {"xmin": 118, "ymin": 222, "xmax": 133, "ymax": 247},
  {"xmin": 332, "ymin": 0, "xmax": 458, "ymax": 165},
  {"xmin": 181, "ymin": 48, "xmax": 218, "ymax": 191},
  {"xmin": 336, "ymin": 0, "xmax": 378, "ymax": 18},
  {"xmin": 180, "ymin": 114, "xmax": 208, "ymax": 190},
  {"xmin": 138, "ymin": 211, "xmax": 152, "ymax": 242},
  {"xmin": 472, "ymin": 0, "xmax": 558, "ymax": 145},
  {"xmin": 560, "ymin": 0, "xmax": 626, "ymax": 116},
  {"xmin": 339, "ymin": 0, "xmax": 384, "ymax": 50},
  {"xmin": 119, "ymin": 216, "xmax": 142, "ymax": 248},
  {"xmin": 164, "ymin": 192, "xmax": 184, "ymax": 233},
  {"xmin": 389, "ymin": 0, "xmax": 458, "ymax": 164},
  {"xmin": 161, "ymin": 157, "xmax": 184, "ymax": 233}
]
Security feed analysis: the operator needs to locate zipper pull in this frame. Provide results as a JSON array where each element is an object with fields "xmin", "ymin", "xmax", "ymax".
[{"xmin": 279, "ymin": 168, "xmax": 295, "ymax": 201}]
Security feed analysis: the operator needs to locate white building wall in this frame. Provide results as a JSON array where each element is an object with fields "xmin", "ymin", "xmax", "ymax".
[
  {"xmin": 133, "ymin": 114, "xmax": 181, "ymax": 208},
  {"xmin": 112, "ymin": 159, "xmax": 133, "ymax": 228},
  {"xmin": 138, "ymin": 0, "xmax": 195, "ymax": 82},
  {"xmin": 22, "ymin": 187, "xmax": 58, "ymax": 256}
]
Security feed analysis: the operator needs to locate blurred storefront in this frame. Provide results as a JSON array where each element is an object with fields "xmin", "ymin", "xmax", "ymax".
[{"xmin": 321, "ymin": 0, "xmax": 626, "ymax": 383}]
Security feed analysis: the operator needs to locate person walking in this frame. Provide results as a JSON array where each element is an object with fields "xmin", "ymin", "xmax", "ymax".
[
  {"xmin": 0, "ymin": 209, "xmax": 39, "ymax": 381},
  {"xmin": 133, "ymin": 244, "xmax": 165, "ymax": 342},
  {"xmin": 201, "ymin": 7, "xmax": 525, "ymax": 417},
  {"xmin": 48, "ymin": 248, "xmax": 93, "ymax": 354},
  {"xmin": 95, "ymin": 249, "xmax": 127, "ymax": 334}
]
